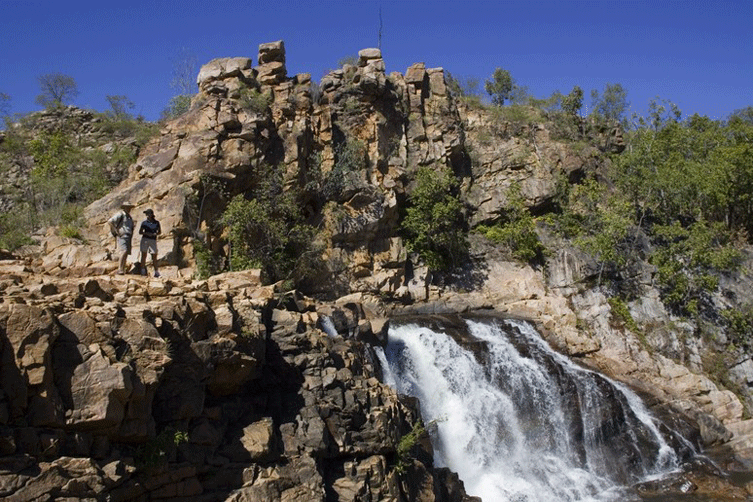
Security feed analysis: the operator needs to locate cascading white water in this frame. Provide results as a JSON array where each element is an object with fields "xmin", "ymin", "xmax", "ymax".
[
  {"xmin": 320, "ymin": 315, "xmax": 339, "ymax": 338},
  {"xmin": 378, "ymin": 317, "xmax": 691, "ymax": 502}
]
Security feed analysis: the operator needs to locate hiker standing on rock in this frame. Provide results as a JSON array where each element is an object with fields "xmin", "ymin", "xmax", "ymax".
[
  {"xmin": 139, "ymin": 208, "xmax": 161, "ymax": 278},
  {"xmin": 108, "ymin": 202, "xmax": 135, "ymax": 275}
]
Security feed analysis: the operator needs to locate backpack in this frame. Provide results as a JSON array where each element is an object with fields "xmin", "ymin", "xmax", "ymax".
[{"xmin": 110, "ymin": 211, "xmax": 126, "ymax": 237}]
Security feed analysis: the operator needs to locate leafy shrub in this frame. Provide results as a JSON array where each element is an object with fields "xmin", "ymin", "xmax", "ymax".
[
  {"xmin": 547, "ymin": 178, "xmax": 635, "ymax": 283},
  {"xmin": 607, "ymin": 297, "xmax": 639, "ymax": 333},
  {"xmin": 0, "ymin": 211, "xmax": 33, "ymax": 250},
  {"xmin": 60, "ymin": 224, "xmax": 83, "ymax": 240},
  {"xmin": 476, "ymin": 186, "xmax": 546, "ymax": 264},
  {"xmin": 445, "ymin": 72, "xmax": 483, "ymax": 105},
  {"xmin": 402, "ymin": 164, "xmax": 467, "ymax": 271},
  {"xmin": 220, "ymin": 164, "xmax": 320, "ymax": 287},
  {"xmin": 160, "ymin": 94, "xmax": 192, "ymax": 121},
  {"xmin": 394, "ymin": 419, "xmax": 426, "ymax": 474},
  {"xmin": 136, "ymin": 428, "xmax": 189, "ymax": 470},
  {"xmin": 722, "ymin": 305, "xmax": 753, "ymax": 351},
  {"xmin": 321, "ymin": 139, "xmax": 365, "ymax": 201},
  {"xmin": 193, "ymin": 239, "xmax": 223, "ymax": 279},
  {"xmin": 651, "ymin": 220, "xmax": 742, "ymax": 315},
  {"xmin": 490, "ymin": 104, "xmax": 539, "ymax": 126},
  {"xmin": 97, "ymin": 113, "xmax": 159, "ymax": 146},
  {"xmin": 24, "ymin": 129, "xmax": 113, "ymax": 226},
  {"xmin": 238, "ymin": 86, "xmax": 272, "ymax": 113}
]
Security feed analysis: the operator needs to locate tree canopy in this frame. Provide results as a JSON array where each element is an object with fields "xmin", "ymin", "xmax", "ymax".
[
  {"xmin": 590, "ymin": 83, "xmax": 629, "ymax": 126},
  {"xmin": 0, "ymin": 92, "xmax": 10, "ymax": 117},
  {"xmin": 35, "ymin": 73, "xmax": 79, "ymax": 109},
  {"xmin": 485, "ymin": 68, "xmax": 514, "ymax": 106}
]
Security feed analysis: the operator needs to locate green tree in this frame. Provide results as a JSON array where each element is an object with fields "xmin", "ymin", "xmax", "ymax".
[
  {"xmin": 562, "ymin": 86, "xmax": 584, "ymax": 116},
  {"xmin": 161, "ymin": 48, "xmax": 198, "ymax": 121},
  {"xmin": 446, "ymin": 72, "xmax": 483, "ymax": 105},
  {"xmin": 729, "ymin": 106, "xmax": 753, "ymax": 124},
  {"xmin": 221, "ymin": 164, "xmax": 319, "ymax": 286},
  {"xmin": 0, "ymin": 92, "xmax": 10, "ymax": 117},
  {"xmin": 402, "ymin": 164, "xmax": 467, "ymax": 271},
  {"xmin": 105, "ymin": 95, "xmax": 135, "ymax": 120},
  {"xmin": 590, "ymin": 83, "xmax": 629, "ymax": 127},
  {"xmin": 485, "ymin": 67, "xmax": 514, "ymax": 106},
  {"xmin": 477, "ymin": 185, "xmax": 546, "ymax": 264},
  {"xmin": 614, "ymin": 108, "xmax": 753, "ymax": 234},
  {"xmin": 35, "ymin": 73, "xmax": 79, "ymax": 108}
]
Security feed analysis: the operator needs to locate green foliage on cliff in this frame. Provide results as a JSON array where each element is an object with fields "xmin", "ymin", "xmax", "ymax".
[
  {"xmin": 238, "ymin": 85, "xmax": 272, "ymax": 113},
  {"xmin": 160, "ymin": 94, "xmax": 192, "ymax": 121},
  {"xmin": 485, "ymin": 67, "xmax": 514, "ymax": 106},
  {"xmin": 221, "ymin": 164, "xmax": 320, "ymax": 286},
  {"xmin": 651, "ymin": 221, "xmax": 742, "ymax": 314},
  {"xmin": 446, "ymin": 72, "xmax": 483, "ymax": 106},
  {"xmin": 610, "ymin": 102, "xmax": 751, "ymax": 313},
  {"xmin": 320, "ymin": 139, "xmax": 366, "ymax": 201},
  {"xmin": 544, "ymin": 97, "xmax": 752, "ymax": 314},
  {"xmin": 401, "ymin": 164, "xmax": 467, "ymax": 271},
  {"xmin": 136, "ymin": 428, "xmax": 189, "ymax": 470},
  {"xmin": 614, "ymin": 109, "xmax": 753, "ymax": 236},
  {"xmin": 722, "ymin": 305, "xmax": 753, "ymax": 351},
  {"xmin": 98, "ymin": 97, "xmax": 159, "ymax": 145},
  {"xmin": 590, "ymin": 83, "xmax": 629, "ymax": 128},
  {"xmin": 35, "ymin": 73, "xmax": 78, "ymax": 109},
  {"xmin": 477, "ymin": 185, "xmax": 546, "ymax": 264},
  {"xmin": 0, "ymin": 108, "xmax": 152, "ymax": 250},
  {"xmin": 394, "ymin": 419, "xmax": 426, "ymax": 475}
]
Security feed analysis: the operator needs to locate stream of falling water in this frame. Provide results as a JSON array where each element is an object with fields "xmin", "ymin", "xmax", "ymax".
[{"xmin": 378, "ymin": 317, "xmax": 692, "ymax": 502}]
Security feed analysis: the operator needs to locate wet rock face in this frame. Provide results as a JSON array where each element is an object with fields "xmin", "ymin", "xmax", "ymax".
[{"xmin": 0, "ymin": 268, "xmax": 472, "ymax": 501}]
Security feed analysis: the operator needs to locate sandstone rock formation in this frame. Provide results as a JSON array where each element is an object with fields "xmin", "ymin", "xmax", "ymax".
[{"xmin": 3, "ymin": 39, "xmax": 753, "ymax": 500}]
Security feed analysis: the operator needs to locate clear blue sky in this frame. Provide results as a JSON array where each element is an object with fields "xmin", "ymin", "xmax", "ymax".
[{"xmin": 2, "ymin": 0, "xmax": 751, "ymax": 122}]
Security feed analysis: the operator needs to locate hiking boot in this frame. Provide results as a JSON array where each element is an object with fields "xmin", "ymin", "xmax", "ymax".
[
  {"xmin": 154, "ymin": 271, "xmax": 161, "ymax": 278},
  {"xmin": 141, "ymin": 269, "xmax": 147, "ymax": 276}
]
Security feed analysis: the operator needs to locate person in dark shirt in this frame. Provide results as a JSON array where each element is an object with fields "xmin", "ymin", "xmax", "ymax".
[{"xmin": 139, "ymin": 208, "xmax": 162, "ymax": 277}]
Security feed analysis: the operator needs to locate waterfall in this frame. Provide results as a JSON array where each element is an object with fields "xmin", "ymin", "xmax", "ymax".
[
  {"xmin": 378, "ymin": 316, "xmax": 695, "ymax": 502},
  {"xmin": 320, "ymin": 315, "xmax": 339, "ymax": 338}
]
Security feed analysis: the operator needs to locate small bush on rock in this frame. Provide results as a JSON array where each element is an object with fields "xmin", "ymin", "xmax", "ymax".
[
  {"xmin": 402, "ymin": 164, "xmax": 468, "ymax": 271},
  {"xmin": 477, "ymin": 185, "xmax": 546, "ymax": 264},
  {"xmin": 221, "ymin": 163, "xmax": 321, "ymax": 287}
]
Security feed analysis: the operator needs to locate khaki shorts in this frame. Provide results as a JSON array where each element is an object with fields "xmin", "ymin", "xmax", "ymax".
[
  {"xmin": 140, "ymin": 238, "xmax": 158, "ymax": 255},
  {"xmin": 117, "ymin": 235, "xmax": 132, "ymax": 254}
]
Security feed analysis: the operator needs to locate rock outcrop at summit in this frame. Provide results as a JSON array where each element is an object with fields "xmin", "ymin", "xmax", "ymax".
[{"xmin": 74, "ymin": 41, "xmax": 469, "ymax": 301}]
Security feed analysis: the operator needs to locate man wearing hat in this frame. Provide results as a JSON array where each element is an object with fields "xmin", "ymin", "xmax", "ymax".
[
  {"xmin": 108, "ymin": 202, "xmax": 135, "ymax": 275},
  {"xmin": 139, "ymin": 208, "xmax": 162, "ymax": 277}
]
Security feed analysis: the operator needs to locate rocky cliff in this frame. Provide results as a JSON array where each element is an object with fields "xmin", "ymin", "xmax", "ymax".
[{"xmin": 2, "ymin": 40, "xmax": 753, "ymax": 500}]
